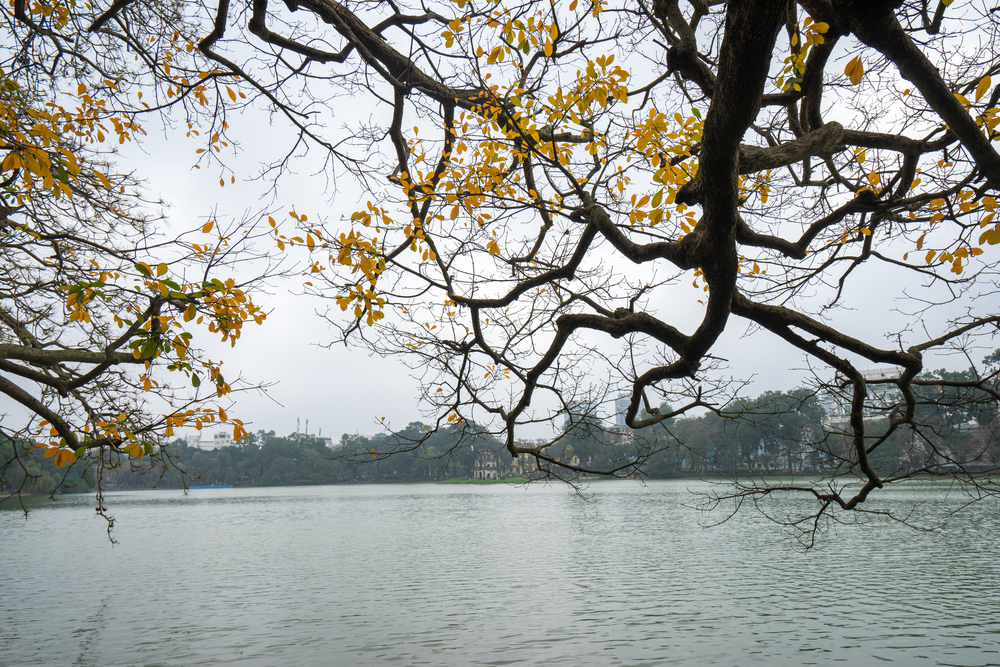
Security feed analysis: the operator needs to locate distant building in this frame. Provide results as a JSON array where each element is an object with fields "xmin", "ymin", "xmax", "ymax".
[
  {"xmin": 472, "ymin": 447, "xmax": 502, "ymax": 479},
  {"xmin": 184, "ymin": 430, "xmax": 233, "ymax": 450},
  {"xmin": 614, "ymin": 395, "xmax": 630, "ymax": 427},
  {"xmin": 822, "ymin": 367, "xmax": 905, "ymax": 429}
]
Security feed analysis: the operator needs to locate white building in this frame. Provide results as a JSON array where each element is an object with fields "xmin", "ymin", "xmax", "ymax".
[
  {"xmin": 473, "ymin": 448, "xmax": 502, "ymax": 479},
  {"xmin": 185, "ymin": 430, "xmax": 233, "ymax": 450},
  {"xmin": 822, "ymin": 367, "xmax": 905, "ymax": 429}
]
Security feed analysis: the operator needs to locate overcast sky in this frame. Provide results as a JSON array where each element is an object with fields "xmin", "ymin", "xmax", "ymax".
[
  {"xmin": 99, "ymin": 76, "xmax": 996, "ymax": 445},
  {"xmin": 140, "ymin": 154, "xmax": 979, "ymax": 446},
  {"xmin": 4, "ymin": 8, "xmax": 996, "ymax": 446}
]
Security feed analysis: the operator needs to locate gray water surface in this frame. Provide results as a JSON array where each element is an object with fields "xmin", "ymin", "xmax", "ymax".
[{"xmin": 2, "ymin": 480, "xmax": 999, "ymax": 666}]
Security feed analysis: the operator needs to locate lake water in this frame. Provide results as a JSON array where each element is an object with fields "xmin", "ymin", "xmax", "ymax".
[{"xmin": 2, "ymin": 479, "xmax": 999, "ymax": 666}]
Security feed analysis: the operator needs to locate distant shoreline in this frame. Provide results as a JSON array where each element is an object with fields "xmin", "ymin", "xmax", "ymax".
[
  {"xmin": 437, "ymin": 477, "xmax": 531, "ymax": 485},
  {"xmin": 6, "ymin": 470, "xmax": 979, "ymax": 500}
]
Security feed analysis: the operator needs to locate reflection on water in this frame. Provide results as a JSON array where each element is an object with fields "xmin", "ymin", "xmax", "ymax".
[{"xmin": 2, "ymin": 480, "xmax": 999, "ymax": 666}]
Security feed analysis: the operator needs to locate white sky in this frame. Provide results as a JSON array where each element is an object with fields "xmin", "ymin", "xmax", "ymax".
[
  {"xmin": 87, "ymin": 59, "xmax": 1000, "ymax": 444},
  {"xmin": 132, "ymin": 116, "xmax": 991, "ymax": 444}
]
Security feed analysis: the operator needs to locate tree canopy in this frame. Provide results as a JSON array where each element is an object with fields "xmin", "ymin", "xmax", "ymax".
[
  {"xmin": 3, "ymin": 0, "xmax": 1000, "ymax": 535},
  {"xmin": 0, "ymin": 1, "xmax": 277, "ymax": 506}
]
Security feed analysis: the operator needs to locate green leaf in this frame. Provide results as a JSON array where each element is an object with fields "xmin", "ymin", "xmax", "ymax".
[{"xmin": 191, "ymin": 374, "xmax": 201, "ymax": 388}]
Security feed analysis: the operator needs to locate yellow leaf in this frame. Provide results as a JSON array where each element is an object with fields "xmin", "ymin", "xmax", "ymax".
[
  {"xmin": 54, "ymin": 447, "xmax": 75, "ymax": 467},
  {"xmin": 1, "ymin": 152, "xmax": 23, "ymax": 172},
  {"xmin": 976, "ymin": 75, "xmax": 992, "ymax": 103},
  {"xmin": 202, "ymin": 220, "xmax": 215, "ymax": 233},
  {"xmin": 845, "ymin": 56, "xmax": 864, "ymax": 85},
  {"xmin": 226, "ymin": 86, "xmax": 237, "ymax": 102},
  {"xmin": 487, "ymin": 46, "xmax": 502, "ymax": 64}
]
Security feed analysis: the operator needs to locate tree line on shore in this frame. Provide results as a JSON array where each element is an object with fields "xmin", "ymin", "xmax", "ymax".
[{"xmin": 5, "ymin": 364, "xmax": 996, "ymax": 495}]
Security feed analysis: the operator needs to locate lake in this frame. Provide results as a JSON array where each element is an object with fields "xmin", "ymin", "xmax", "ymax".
[{"xmin": 2, "ymin": 479, "xmax": 999, "ymax": 666}]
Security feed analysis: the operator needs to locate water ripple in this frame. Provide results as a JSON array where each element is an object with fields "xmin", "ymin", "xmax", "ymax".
[{"xmin": 2, "ymin": 480, "xmax": 999, "ymax": 666}]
